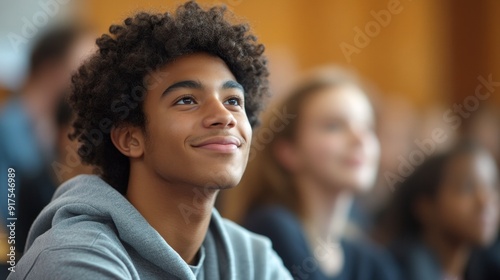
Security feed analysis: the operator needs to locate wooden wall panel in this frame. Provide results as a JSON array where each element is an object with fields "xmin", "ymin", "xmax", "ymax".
[{"xmin": 81, "ymin": 0, "xmax": 499, "ymax": 109}]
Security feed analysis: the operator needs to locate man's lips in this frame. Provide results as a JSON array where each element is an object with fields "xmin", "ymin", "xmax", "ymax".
[{"xmin": 191, "ymin": 136, "xmax": 242, "ymax": 152}]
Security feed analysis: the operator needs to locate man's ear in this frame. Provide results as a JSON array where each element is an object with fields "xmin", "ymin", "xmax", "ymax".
[{"xmin": 110, "ymin": 125, "xmax": 145, "ymax": 158}]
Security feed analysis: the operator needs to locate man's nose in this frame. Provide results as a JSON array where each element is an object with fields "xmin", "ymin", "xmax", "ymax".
[{"xmin": 202, "ymin": 98, "xmax": 237, "ymax": 128}]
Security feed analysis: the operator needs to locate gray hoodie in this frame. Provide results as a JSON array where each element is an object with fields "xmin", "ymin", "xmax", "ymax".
[{"xmin": 7, "ymin": 175, "xmax": 292, "ymax": 280}]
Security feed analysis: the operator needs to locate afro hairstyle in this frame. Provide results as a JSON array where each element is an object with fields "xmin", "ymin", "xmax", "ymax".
[{"xmin": 69, "ymin": 1, "xmax": 269, "ymax": 194}]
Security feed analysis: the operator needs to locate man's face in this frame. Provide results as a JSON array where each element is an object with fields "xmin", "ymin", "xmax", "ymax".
[{"xmin": 141, "ymin": 53, "xmax": 252, "ymax": 190}]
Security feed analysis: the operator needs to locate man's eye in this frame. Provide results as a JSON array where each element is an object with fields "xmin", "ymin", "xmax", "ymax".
[
  {"xmin": 175, "ymin": 96, "xmax": 196, "ymax": 105},
  {"xmin": 224, "ymin": 97, "xmax": 242, "ymax": 106}
]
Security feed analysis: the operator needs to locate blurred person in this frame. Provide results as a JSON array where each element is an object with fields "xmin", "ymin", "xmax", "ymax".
[
  {"xmin": 368, "ymin": 102, "xmax": 459, "ymax": 246},
  {"xmin": 389, "ymin": 141, "xmax": 499, "ymax": 280},
  {"xmin": 461, "ymin": 108, "xmax": 500, "ymax": 279},
  {"xmin": 9, "ymin": 2, "xmax": 291, "ymax": 279},
  {"xmin": 222, "ymin": 68, "xmax": 400, "ymax": 280},
  {"xmin": 372, "ymin": 97, "xmax": 419, "ymax": 195},
  {"xmin": 462, "ymin": 104, "xmax": 500, "ymax": 164},
  {"xmin": 357, "ymin": 97, "xmax": 419, "ymax": 246},
  {"xmin": 0, "ymin": 24, "xmax": 92, "ymax": 257}
]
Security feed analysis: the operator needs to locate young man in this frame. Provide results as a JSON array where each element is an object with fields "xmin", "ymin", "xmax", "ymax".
[{"xmin": 9, "ymin": 2, "xmax": 291, "ymax": 279}]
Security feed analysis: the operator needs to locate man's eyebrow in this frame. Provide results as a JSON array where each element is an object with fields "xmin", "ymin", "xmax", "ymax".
[
  {"xmin": 222, "ymin": 80, "xmax": 244, "ymax": 92},
  {"xmin": 161, "ymin": 80, "xmax": 202, "ymax": 97}
]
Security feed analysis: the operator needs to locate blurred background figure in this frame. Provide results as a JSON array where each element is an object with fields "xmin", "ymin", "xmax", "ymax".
[
  {"xmin": 365, "ymin": 101, "xmax": 462, "ymax": 246},
  {"xmin": 462, "ymin": 105, "xmax": 500, "ymax": 165},
  {"xmin": 388, "ymin": 141, "xmax": 499, "ymax": 280},
  {"xmin": 353, "ymin": 96, "xmax": 420, "ymax": 242},
  {"xmin": 0, "ymin": 24, "xmax": 94, "ymax": 277},
  {"xmin": 221, "ymin": 67, "xmax": 399, "ymax": 280}
]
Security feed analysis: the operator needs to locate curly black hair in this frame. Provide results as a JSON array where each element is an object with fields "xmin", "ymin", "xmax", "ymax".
[{"xmin": 69, "ymin": 1, "xmax": 269, "ymax": 194}]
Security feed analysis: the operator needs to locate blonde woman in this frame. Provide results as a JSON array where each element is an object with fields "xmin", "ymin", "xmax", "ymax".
[{"xmin": 222, "ymin": 68, "xmax": 399, "ymax": 280}]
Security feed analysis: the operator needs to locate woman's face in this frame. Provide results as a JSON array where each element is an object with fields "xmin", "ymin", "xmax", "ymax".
[
  {"xmin": 291, "ymin": 84, "xmax": 380, "ymax": 192},
  {"xmin": 431, "ymin": 151, "xmax": 499, "ymax": 246}
]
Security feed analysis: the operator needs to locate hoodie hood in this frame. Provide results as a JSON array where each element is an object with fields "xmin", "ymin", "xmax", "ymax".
[
  {"xmin": 26, "ymin": 174, "xmax": 202, "ymax": 279},
  {"xmin": 15, "ymin": 174, "xmax": 291, "ymax": 280}
]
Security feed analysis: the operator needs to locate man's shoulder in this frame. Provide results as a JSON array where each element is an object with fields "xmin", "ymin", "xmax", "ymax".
[
  {"xmin": 37, "ymin": 217, "xmax": 123, "ymax": 250},
  {"xmin": 9, "ymin": 219, "xmax": 133, "ymax": 279}
]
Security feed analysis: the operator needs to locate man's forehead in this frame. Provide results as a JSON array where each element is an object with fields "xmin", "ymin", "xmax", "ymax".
[{"xmin": 144, "ymin": 53, "xmax": 238, "ymax": 90}]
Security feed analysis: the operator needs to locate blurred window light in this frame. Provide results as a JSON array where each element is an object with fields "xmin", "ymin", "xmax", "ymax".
[{"xmin": 0, "ymin": 0, "xmax": 78, "ymax": 90}]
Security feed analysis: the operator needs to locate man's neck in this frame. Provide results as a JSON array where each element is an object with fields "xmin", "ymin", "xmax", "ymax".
[{"xmin": 126, "ymin": 166, "xmax": 218, "ymax": 265}]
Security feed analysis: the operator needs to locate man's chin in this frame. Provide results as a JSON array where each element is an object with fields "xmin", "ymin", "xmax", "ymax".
[
  {"xmin": 197, "ymin": 175, "xmax": 242, "ymax": 190},
  {"xmin": 210, "ymin": 184, "xmax": 236, "ymax": 191}
]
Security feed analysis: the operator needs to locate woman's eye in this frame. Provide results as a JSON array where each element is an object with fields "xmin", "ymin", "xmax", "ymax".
[
  {"xmin": 224, "ymin": 97, "xmax": 242, "ymax": 106},
  {"xmin": 175, "ymin": 96, "xmax": 196, "ymax": 105}
]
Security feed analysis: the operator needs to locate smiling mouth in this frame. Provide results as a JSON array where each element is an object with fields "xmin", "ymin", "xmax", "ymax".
[
  {"xmin": 191, "ymin": 135, "xmax": 242, "ymax": 153},
  {"xmin": 196, "ymin": 143, "xmax": 239, "ymax": 152}
]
